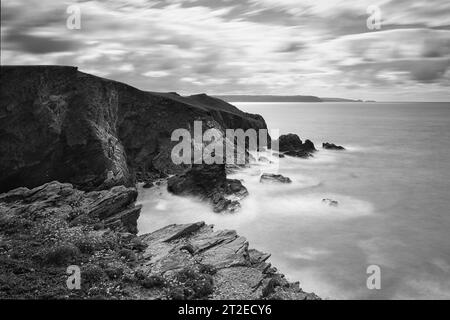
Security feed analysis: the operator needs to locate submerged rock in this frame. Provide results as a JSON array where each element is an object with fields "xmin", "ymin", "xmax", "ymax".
[
  {"xmin": 275, "ymin": 134, "xmax": 316, "ymax": 158},
  {"xmin": 322, "ymin": 198, "xmax": 339, "ymax": 207},
  {"xmin": 260, "ymin": 173, "xmax": 292, "ymax": 184},
  {"xmin": 167, "ymin": 164, "xmax": 248, "ymax": 213},
  {"xmin": 142, "ymin": 182, "xmax": 154, "ymax": 189},
  {"xmin": 323, "ymin": 142, "xmax": 345, "ymax": 150}
]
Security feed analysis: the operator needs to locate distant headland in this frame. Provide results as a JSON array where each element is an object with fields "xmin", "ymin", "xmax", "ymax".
[{"xmin": 215, "ymin": 95, "xmax": 376, "ymax": 103}]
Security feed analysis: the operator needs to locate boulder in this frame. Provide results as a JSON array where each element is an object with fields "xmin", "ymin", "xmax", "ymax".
[
  {"xmin": 275, "ymin": 134, "xmax": 316, "ymax": 158},
  {"xmin": 260, "ymin": 173, "xmax": 292, "ymax": 184},
  {"xmin": 323, "ymin": 142, "xmax": 345, "ymax": 150},
  {"xmin": 167, "ymin": 164, "xmax": 248, "ymax": 213}
]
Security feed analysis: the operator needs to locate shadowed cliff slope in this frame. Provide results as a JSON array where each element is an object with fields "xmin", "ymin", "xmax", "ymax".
[{"xmin": 0, "ymin": 66, "xmax": 269, "ymax": 193}]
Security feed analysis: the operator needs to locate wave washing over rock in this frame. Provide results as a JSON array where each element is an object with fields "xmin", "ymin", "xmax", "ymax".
[{"xmin": 0, "ymin": 66, "xmax": 319, "ymax": 300}]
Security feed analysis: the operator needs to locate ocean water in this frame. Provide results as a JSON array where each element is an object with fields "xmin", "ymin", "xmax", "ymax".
[{"xmin": 137, "ymin": 102, "xmax": 450, "ymax": 299}]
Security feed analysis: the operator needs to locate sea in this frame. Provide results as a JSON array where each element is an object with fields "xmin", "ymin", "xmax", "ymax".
[{"xmin": 137, "ymin": 102, "xmax": 450, "ymax": 299}]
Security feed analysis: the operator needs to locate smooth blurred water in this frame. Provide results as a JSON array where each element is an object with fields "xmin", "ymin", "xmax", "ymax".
[{"xmin": 137, "ymin": 102, "xmax": 450, "ymax": 299}]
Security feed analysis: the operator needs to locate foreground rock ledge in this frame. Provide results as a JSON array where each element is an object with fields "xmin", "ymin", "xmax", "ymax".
[{"xmin": 0, "ymin": 182, "xmax": 319, "ymax": 300}]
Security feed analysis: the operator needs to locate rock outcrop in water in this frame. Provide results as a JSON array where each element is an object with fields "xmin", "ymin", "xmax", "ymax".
[
  {"xmin": 276, "ymin": 133, "xmax": 316, "ymax": 158},
  {"xmin": 167, "ymin": 164, "xmax": 249, "ymax": 213},
  {"xmin": 260, "ymin": 173, "xmax": 292, "ymax": 184},
  {"xmin": 322, "ymin": 198, "xmax": 339, "ymax": 207},
  {"xmin": 323, "ymin": 142, "xmax": 345, "ymax": 150},
  {"xmin": 0, "ymin": 181, "xmax": 318, "ymax": 300},
  {"xmin": 0, "ymin": 66, "xmax": 269, "ymax": 194}
]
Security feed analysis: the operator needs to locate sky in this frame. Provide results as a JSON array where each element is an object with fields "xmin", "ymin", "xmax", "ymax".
[{"xmin": 1, "ymin": 0, "xmax": 449, "ymax": 101}]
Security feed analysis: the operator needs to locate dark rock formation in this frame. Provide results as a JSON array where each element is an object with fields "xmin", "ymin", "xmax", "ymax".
[
  {"xmin": 0, "ymin": 181, "xmax": 141, "ymax": 234},
  {"xmin": 275, "ymin": 134, "xmax": 316, "ymax": 158},
  {"xmin": 0, "ymin": 66, "xmax": 269, "ymax": 193},
  {"xmin": 142, "ymin": 182, "xmax": 154, "ymax": 189},
  {"xmin": 322, "ymin": 198, "xmax": 339, "ymax": 207},
  {"xmin": 167, "ymin": 164, "xmax": 248, "ymax": 213},
  {"xmin": 323, "ymin": 142, "xmax": 345, "ymax": 150},
  {"xmin": 0, "ymin": 66, "xmax": 133, "ymax": 193},
  {"xmin": 0, "ymin": 182, "xmax": 319, "ymax": 300},
  {"xmin": 260, "ymin": 173, "xmax": 292, "ymax": 184}
]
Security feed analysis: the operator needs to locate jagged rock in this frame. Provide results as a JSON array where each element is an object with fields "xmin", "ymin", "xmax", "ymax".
[
  {"xmin": 260, "ymin": 173, "xmax": 292, "ymax": 184},
  {"xmin": 323, "ymin": 142, "xmax": 345, "ymax": 150},
  {"xmin": 226, "ymin": 179, "xmax": 249, "ymax": 198},
  {"xmin": 322, "ymin": 198, "xmax": 339, "ymax": 207},
  {"xmin": 142, "ymin": 182, "xmax": 154, "ymax": 189},
  {"xmin": 0, "ymin": 181, "xmax": 141, "ymax": 234},
  {"xmin": 167, "ymin": 164, "xmax": 248, "ymax": 213},
  {"xmin": 0, "ymin": 183, "xmax": 319, "ymax": 300},
  {"xmin": 138, "ymin": 222, "xmax": 320, "ymax": 300},
  {"xmin": 0, "ymin": 66, "xmax": 269, "ymax": 193},
  {"xmin": 275, "ymin": 134, "xmax": 316, "ymax": 158}
]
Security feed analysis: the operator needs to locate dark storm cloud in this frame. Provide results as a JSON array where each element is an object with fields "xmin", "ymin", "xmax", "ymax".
[
  {"xmin": 4, "ymin": 29, "xmax": 78, "ymax": 54},
  {"xmin": 277, "ymin": 42, "xmax": 306, "ymax": 53},
  {"xmin": 421, "ymin": 38, "xmax": 450, "ymax": 58}
]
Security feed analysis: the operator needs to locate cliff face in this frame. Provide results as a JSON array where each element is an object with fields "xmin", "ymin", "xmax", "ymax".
[
  {"xmin": 0, "ymin": 66, "xmax": 132, "ymax": 193},
  {"xmin": 0, "ymin": 66, "xmax": 269, "ymax": 193}
]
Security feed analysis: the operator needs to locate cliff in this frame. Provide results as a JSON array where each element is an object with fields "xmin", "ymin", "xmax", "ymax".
[
  {"xmin": 0, "ymin": 66, "xmax": 319, "ymax": 300},
  {"xmin": 0, "ymin": 66, "xmax": 269, "ymax": 193}
]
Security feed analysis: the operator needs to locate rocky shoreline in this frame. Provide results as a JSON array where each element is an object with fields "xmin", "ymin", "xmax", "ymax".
[
  {"xmin": 0, "ymin": 181, "xmax": 319, "ymax": 300},
  {"xmin": 0, "ymin": 66, "xmax": 346, "ymax": 300}
]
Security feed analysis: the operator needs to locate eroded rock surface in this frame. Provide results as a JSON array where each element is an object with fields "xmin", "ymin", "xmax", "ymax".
[
  {"xmin": 167, "ymin": 164, "xmax": 249, "ymax": 213},
  {"xmin": 0, "ymin": 181, "xmax": 141, "ymax": 234},
  {"xmin": 139, "ymin": 222, "xmax": 319, "ymax": 300},
  {"xmin": 0, "ymin": 182, "xmax": 319, "ymax": 300}
]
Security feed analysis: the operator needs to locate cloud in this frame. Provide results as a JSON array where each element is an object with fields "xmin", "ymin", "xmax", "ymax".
[
  {"xmin": 1, "ymin": 0, "xmax": 449, "ymax": 100},
  {"xmin": 4, "ymin": 28, "xmax": 78, "ymax": 54}
]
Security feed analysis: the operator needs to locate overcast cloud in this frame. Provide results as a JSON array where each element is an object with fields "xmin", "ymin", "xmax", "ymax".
[{"xmin": 1, "ymin": 0, "xmax": 449, "ymax": 101}]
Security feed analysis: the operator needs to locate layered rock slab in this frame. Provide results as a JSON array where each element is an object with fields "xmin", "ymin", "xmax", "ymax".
[
  {"xmin": 139, "ymin": 222, "xmax": 319, "ymax": 300},
  {"xmin": 0, "ymin": 182, "xmax": 319, "ymax": 300}
]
